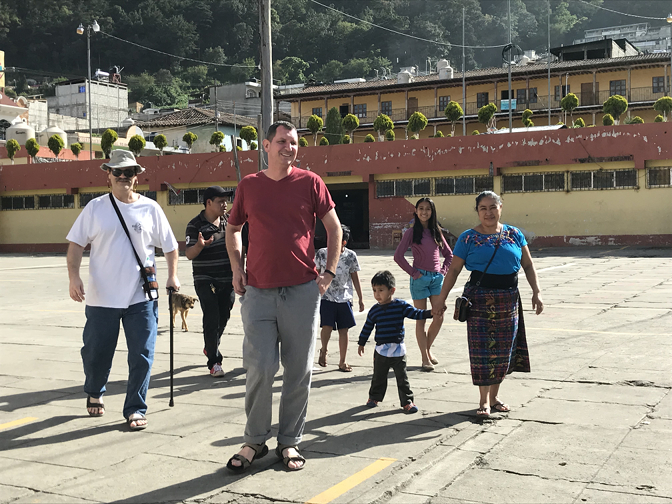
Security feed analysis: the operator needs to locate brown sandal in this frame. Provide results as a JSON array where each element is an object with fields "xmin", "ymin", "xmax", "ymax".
[
  {"xmin": 318, "ymin": 348, "xmax": 327, "ymax": 367},
  {"xmin": 338, "ymin": 363, "xmax": 352, "ymax": 372}
]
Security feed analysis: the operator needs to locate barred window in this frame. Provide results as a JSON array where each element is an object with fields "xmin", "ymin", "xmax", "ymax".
[
  {"xmin": 516, "ymin": 88, "xmax": 527, "ymax": 105},
  {"xmin": 434, "ymin": 176, "xmax": 493, "ymax": 195},
  {"xmin": 413, "ymin": 179, "xmax": 431, "ymax": 195},
  {"xmin": 353, "ymin": 103, "xmax": 367, "ymax": 118},
  {"xmin": 529, "ymin": 87, "xmax": 538, "ymax": 104},
  {"xmin": 376, "ymin": 180, "xmax": 395, "ymax": 197},
  {"xmin": 503, "ymin": 172, "xmax": 566, "ymax": 193},
  {"xmin": 139, "ymin": 191, "xmax": 157, "ymax": 201},
  {"xmin": 38, "ymin": 194, "xmax": 75, "ymax": 209},
  {"xmin": 80, "ymin": 192, "xmax": 107, "ymax": 207},
  {"xmin": 312, "ymin": 107, "xmax": 322, "ymax": 118},
  {"xmin": 610, "ymin": 80, "xmax": 626, "ymax": 96},
  {"xmin": 476, "ymin": 92, "xmax": 489, "ymax": 108},
  {"xmin": 376, "ymin": 179, "xmax": 431, "ymax": 198},
  {"xmin": 439, "ymin": 96, "xmax": 450, "ymax": 111},
  {"xmin": 571, "ymin": 169, "xmax": 637, "ymax": 190},
  {"xmin": 435, "ymin": 177, "xmax": 455, "ymax": 195},
  {"xmin": 555, "ymin": 84, "xmax": 570, "ymax": 101},
  {"xmin": 378, "ymin": 176, "xmax": 492, "ymax": 198},
  {"xmin": 647, "ymin": 167, "xmax": 672, "ymax": 187},
  {"xmin": 1, "ymin": 196, "xmax": 35, "ymax": 210},
  {"xmin": 169, "ymin": 188, "xmax": 206, "ymax": 205}
]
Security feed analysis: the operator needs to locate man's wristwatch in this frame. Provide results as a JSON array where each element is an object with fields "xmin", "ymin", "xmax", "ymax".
[{"xmin": 324, "ymin": 269, "xmax": 336, "ymax": 278}]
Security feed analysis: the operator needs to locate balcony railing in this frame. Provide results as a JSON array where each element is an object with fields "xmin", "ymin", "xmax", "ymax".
[{"xmin": 291, "ymin": 86, "xmax": 667, "ymax": 128}]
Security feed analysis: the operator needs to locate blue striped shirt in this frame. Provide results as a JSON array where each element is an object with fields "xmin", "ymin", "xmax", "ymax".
[{"xmin": 358, "ymin": 299, "xmax": 432, "ymax": 347}]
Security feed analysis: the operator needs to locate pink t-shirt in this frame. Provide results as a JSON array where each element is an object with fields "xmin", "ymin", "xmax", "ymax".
[
  {"xmin": 228, "ymin": 168, "xmax": 335, "ymax": 289},
  {"xmin": 394, "ymin": 227, "xmax": 453, "ymax": 278}
]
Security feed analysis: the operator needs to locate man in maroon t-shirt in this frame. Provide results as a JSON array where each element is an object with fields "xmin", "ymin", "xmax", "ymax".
[{"xmin": 225, "ymin": 121, "xmax": 342, "ymax": 472}]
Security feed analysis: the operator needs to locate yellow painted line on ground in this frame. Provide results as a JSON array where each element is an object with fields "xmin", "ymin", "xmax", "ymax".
[
  {"xmin": 305, "ymin": 457, "xmax": 396, "ymax": 504},
  {"xmin": 0, "ymin": 417, "xmax": 38, "ymax": 431},
  {"xmin": 598, "ymin": 246, "xmax": 630, "ymax": 255}
]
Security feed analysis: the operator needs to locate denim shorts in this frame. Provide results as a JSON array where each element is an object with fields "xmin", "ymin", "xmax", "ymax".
[
  {"xmin": 320, "ymin": 299, "xmax": 356, "ymax": 330},
  {"xmin": 410, "ymin": 269, "xmax": 444, "ymax": 300}
]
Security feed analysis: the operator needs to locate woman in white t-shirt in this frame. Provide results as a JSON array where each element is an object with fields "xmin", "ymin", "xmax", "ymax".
[{"xmin": 66, "ymin": 150, "xmax": 180, "ymax": 431}]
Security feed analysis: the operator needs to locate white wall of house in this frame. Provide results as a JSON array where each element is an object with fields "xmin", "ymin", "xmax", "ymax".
[{"xmin": 47, "ymin": 80, "xmax": 129, "ymax": 130}]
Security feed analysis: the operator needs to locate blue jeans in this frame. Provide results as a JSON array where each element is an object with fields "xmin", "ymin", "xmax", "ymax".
[{"xmin": 81, "ymin": 301, "xmax": 158, "ymax": 418}]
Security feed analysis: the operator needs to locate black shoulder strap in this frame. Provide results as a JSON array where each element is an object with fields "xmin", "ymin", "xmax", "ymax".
[
  {"xmin": 474, "ymin": 225, "xmax": 505, "ymax": 287},
  {"xmin": 109, "ymin": 193, "xmax": 149, "ymax": 285}
]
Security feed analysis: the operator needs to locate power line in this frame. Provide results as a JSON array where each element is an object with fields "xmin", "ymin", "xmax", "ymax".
[
  {"xmin": 98, "ymin": 31, "xmax": 258, "ymax": 68},
  {"xmin": 572, "ymin": 0, "xmax": 667, "ymax": 21},
  {"xmin": 308, "ymin": 0, "xmax": 508, "ymax": 49}
]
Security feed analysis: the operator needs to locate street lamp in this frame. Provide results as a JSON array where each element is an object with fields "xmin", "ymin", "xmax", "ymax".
[
  {"xmin": 77, "ymin": 20, "xmax": 100, "ymax": 159},
  {"xmin": 667, "ymin": 14, "xmax": 672, "ymax": 96}
]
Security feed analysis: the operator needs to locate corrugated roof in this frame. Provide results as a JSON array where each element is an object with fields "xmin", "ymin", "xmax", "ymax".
[
  {"xmin": 277, "ymin": 53, "xmax": 670, "ymax": 99},
  {"xmin": 136, "ymin": 107, "xmax": 257, "ymax": 128}
]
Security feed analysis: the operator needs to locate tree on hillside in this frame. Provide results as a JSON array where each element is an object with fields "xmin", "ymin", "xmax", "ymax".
[
  {"xmin": 239, "ymin": 126, "xmax": 258, "ymax": 148},
  {"xmin": 444, "ymin": 101, "xmax": 463, "ymax": 137},
  {"xmin": 373, "ymin": 114, "xmax": 394, "ymax": 142},
  {"xmin": 101, "ymin": 129, "xmax": 118, "ymax": 158},
  {"xmin": 561, "ymin": 92, "xmax": 579, "ymax": 123},
  {"xmin": 324, "ymin": 107, "xmax": 343, "ymax": 145},
  {"xmin": 478, "ymin": 103, "xmax": 498, "ymax": 130},
  {"xmin": 307, "ymin": 115, "xmax": 323, "ymax": 146},
  {"xmin": 154, "ymin": 134, "xmax": 167, "ymax": 155},
  {"xmin": 25, "ymin": 138, "xmax": 40, "ymax": 161},
  {"xmin": 341, "ymin": 114, "xmax": 359, "ymax": 143},
  {"xmin": 183, "ymin": 132, "xmax": 198, "ymax": 153},
  {"xmin": 128, "ymin": 135, "xmax": 146, "ymax": 156},
  {"xmin": 276, "ymin": 57, "xmax": 309, "ymax": 84},
  {"xmin": 6, "ymin": 139, "xmax": 20, "ymax": 163},
  {"xmin": 407, "ymin": 111, "xmax": 428, "ymax": 139},
  {"xmin": 603, "ymin": 95, "xmax": 628, "ymax": 124},
  {"xmin": 210, "ymin": 131, "xmax": 224, "ymax": 152},
  {"xmin": 70, "ymin": 142, "xmax": 82, "ymax": 159},
  {"xmin": 653, "ymin": 96, "xmax": 672, "ymax": 121},
  {"xmin": 48, "ymin": 134, "xmax": 64, "ymax": 159}
]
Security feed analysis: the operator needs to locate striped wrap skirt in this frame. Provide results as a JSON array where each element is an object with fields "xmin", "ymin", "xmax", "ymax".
[{"xmin": 463, "ymin": 285, "xmax": 530, "ymax": 386}]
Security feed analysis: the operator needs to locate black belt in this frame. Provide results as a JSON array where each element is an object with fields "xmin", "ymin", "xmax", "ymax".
[{"xmin": 468, "ymin": 271, "xmax": 518, "ymax": 289}]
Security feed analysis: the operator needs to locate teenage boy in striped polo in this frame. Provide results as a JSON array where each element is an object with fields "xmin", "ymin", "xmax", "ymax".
[
  {"xmin": 358, "ymin": 270, "xmax": 432, "ymax": 413},
  {"xmin": 185, "ymin": 186, "xmax": 235, "ymax": 377}
]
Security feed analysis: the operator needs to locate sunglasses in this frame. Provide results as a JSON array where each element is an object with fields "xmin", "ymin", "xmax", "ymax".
[{"xmin": 110, "ymin": 168, "xmax": 138, "ymax": 178}]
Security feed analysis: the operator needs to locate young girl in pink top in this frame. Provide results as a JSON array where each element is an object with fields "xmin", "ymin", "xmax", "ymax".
[{"xmin": 394, "ymin": 198, "xmax": 453, "ymax": 371}]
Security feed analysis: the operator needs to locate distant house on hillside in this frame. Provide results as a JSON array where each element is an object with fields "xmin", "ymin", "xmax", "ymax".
[{"xmin": 136, "ymin": 107, "xmax": 257, "ymax": 152}]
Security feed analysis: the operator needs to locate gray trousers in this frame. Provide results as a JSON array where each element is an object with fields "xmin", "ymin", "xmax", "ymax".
[{"xmin": 240, "ymin": 280, "xmax": 320, "ymax": 446}]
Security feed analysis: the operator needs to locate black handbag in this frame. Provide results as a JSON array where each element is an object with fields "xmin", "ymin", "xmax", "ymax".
[
  {"xmin": 109, "ymin": 193, "xmax": 159, "ymax": 300},
  {"xmin": 453, "ymin": 227, "xmax": 504, "ymax": 322}
]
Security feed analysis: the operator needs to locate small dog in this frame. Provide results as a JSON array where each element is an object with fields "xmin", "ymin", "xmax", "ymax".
[{"xmin": 171, "ymin": 293, "xmax": 198, "ymax": 332}]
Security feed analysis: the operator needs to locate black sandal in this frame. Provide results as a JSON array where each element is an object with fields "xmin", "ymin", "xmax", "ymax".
[
  {"xmin": 275, "ymin": 444, "xmax": 306, "ymax": 471},
  {"xmin": 226, "ymin": 443, "xmax": 269, "ymax": 473},
  {"xmin": 86, "ymin": 396, "xmax": 105, "ymax": 417},
  {"xmin": 126, "ymin": 414, "xmax": 147, "ymax": 431}
]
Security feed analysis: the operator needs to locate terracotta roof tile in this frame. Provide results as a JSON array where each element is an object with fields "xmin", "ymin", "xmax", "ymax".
[{"xmin": 136, "ymin": 107, "xmax": 256, "ymax": 128}]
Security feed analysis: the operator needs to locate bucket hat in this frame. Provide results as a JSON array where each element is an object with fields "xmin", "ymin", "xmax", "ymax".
[{"xmin": 100, "ymin": 150, "xmax": 145, "ymax": 174}]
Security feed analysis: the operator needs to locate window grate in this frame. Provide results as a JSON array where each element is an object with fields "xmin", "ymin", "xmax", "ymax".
[
  {"xmin": 1, "ymin": 196, "xmax": 35, "ymax": 211},
  {"xmin": 37, "ymin": 194, "xmax": 75, "ymax": 209},
  {"xmin": 571, "ymin": 169, "xmax": 637, "ymax": 190},
  {"xmin": 647, "ymin": 167, "xmax": 672, "ymax": 187},
  {"xmin": 502, "ymin": 172, "xmax": 566, "ymax": 193}
]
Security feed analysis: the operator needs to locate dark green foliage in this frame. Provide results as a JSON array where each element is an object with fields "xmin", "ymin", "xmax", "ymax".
[
  {"xmin": 434, "ymin": 131, "xmax": 444, "ymax": 138},
  {"xmin": 653, "ymin": 97, "xmax": 672, "ymax": 121},
  {"xmin": 70, "ymin": 142, "xmax": 82, "ymax": 158},
  {"xmin": 477, "ymin": 104, "xmax": 497, "ymax": 128},
  {"xmin": 341, "ymin": 134, "xmax": 351, "ymax": 144},
  {"xmin": 299, "ymin": 137, "xmax": 309, "ymax": 147},
  {"xmin": 561, "ymin": 92, "xmax": 579, "ymax": 122},
  {"xmin": 522, "ymin": 109, "xmax": 534, "ymax": 127},
  {"xmin": 6, "ymin": 139, "xmax": 20, "ymax": 161},
  {"xmin": 319, "ymin": 137, "xmax": 329, "ymax": 146},
  {"xmin": 373, "ymin": 114, "xmax": 394, "ymax": 140},
  {"xmin": 239, "ymin": 126, "xmax": 258, "ymax": 145},
  {"xmin": 210, "ymin": 131, "xmax": 225, "ymax": 151},
  {"xmin": 573, "ymin": 118, "xmax": 585, "ymax": 128},
  {"xmin": 341, "ymin": 114, "xmax": 359, "ymax": 142},
  {"xmin": 407, "ymin": 112, "xmax": 428, "ymax": 137},
  {"xmin": 364, "ymin": 134, "xmax": 375, "ymax": 142},
  {"xmin": 602, "ymin": 114, "xmax": 614, "ymax": 126},
  {"xmin": 154, "ymin": 134, "xmax": 167, "ymax": 154},
  {"xmin": 324, "ymin": 107, "xmax": 343, "ymax": 145},
  {"xmin": 626, "ymin": 116, "xmax": 644, "ymax": 124},
  {"xmin": 101, "ymin": 129, "xmax": 118, "ymax": 158},
  {"xmin": 183, "ymin": 132, "xmax": 198, "ymax": 152},
  {"xmin": 655, "ymin": 115, "xmax": 664, "ymax": 123},
  {"xmin": 250, "ymin": 141, "xmax": 258, "ymax": 150},
  {"xmin": 25, "ymin": 138, "xmax": 40, "ymax": 159},
  {"xmin": 603, "ymin": 95, "xmax": 628, "ymax": 123},
  {"xmin": 128, "ymin": 135, "xmax": 146, "ymax": 156},
  {"xmin": 47, "ymin": 134, "xmax": 64, "ymax": 158},
  {"xmin": 385, "ymin": 130, "xmax": 396, "ymax": 141},
  {"xmin": 444, "ymin": 101, "xmax": 463, "ymax": 136},
  {"xmin": 307, "ymin": 115, "xmax": 323, "ymax": 146}
]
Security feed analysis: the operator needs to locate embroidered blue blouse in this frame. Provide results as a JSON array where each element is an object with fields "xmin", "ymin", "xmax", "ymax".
[{"xmin": 452, "ymin": 224, "xmax": 527, "ymax": 275}]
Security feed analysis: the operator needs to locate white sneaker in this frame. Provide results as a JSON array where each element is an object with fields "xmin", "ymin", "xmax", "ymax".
[{"xmin": 210, "ymin": 363, "xmax": 225, "ymax": 377}]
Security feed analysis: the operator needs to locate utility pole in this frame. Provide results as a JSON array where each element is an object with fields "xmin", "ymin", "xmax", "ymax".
[
  {"xmin": 214, "ymin": 79, "xmax": 218, "ymax": 132},
  {"xmin": 507, "ymin": 0, "xmax": 512, "ymax": 133},
  {"xmin": 548, "ymin": 0, "xmax": 552, "ymax": 126},
  {"xmin": 259, "ymin": 0, "xmax": 273, "ymax": 169},
  {"xmin": 87, "ymin": 28, "xmax": 93, "ymax": 158},
  {"xmin": 462, "ymin": 7, "xmax": 466, "ymax": 137}
]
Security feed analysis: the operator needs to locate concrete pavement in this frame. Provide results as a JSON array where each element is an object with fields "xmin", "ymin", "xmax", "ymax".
[{"xmin": 0, "ymin": 247, "xmax": 670, "ymax": 504}]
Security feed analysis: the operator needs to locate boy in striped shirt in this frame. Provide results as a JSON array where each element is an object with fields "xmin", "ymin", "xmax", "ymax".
[{"xmin": 358, "ymin": 270, "xmax": 432, "ymax": 413}]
